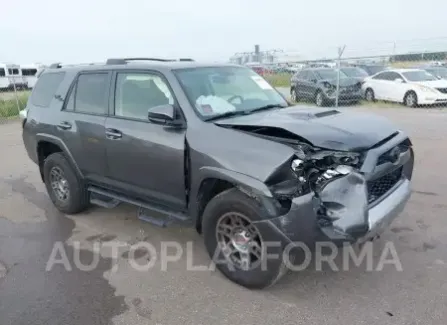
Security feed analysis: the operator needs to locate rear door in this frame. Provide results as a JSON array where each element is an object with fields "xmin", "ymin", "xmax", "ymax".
[
  {"xmin": 306, "ymin": 71, "xmax": 319, "ymax": 98},
  {"xmin": 103, "ymin": 70, "xmax": 187, "ymax": 209},
  {"xmin": 292, "ymin": 70, "xmax": 308, "ymax": 98},
  {"xmin": 59, "ymin": 72, "xmax": 110, "ymax": 179}
]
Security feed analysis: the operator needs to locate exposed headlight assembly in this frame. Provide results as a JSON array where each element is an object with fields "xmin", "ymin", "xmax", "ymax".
[{"xmin": 269, "ymin": 145, "xmax": 363, "ymax": 200}]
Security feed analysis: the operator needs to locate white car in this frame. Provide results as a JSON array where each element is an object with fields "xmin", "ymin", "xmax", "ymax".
[{"xmin": 362, "ymin": 68, "xmax": 447, "ymax": 107}]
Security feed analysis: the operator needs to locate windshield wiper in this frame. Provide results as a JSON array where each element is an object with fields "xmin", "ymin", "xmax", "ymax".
[
  {"xmin": 204, "ymin": 110, "xmax": 251, "ymax": 122},
  {"xmin": 205, "ymin": 104, "xmax": 287, "ymax": 122},
  {"xmin": 247, "ymin": 104, "xmax": 288, "ymax": 114}
]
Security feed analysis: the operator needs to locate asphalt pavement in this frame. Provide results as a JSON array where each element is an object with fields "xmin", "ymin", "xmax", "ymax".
[{"xmin": 1, "ymin": 107, "xmax": 447, "ymax": 325}]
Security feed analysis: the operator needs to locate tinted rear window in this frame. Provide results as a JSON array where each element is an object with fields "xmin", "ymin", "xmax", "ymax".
[
  {"xmin": 0, "ymin": 69, "xmax": 5, "ymax": 77},
  {"xmin": 73, "ymin": 73, "xmax": 109, "ymax": 115},
  {"xmin": 31, "ymin": 72, "xmax": 66, "ymax": 107}
]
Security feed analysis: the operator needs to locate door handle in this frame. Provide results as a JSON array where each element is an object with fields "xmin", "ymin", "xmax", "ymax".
[
  {"xmin": 105, "ymin": 128, "xmax": 122, "ymax": 139},
  {"xmin": 57, "ymin": 121, "xmax": 72, "ymax": 130}
]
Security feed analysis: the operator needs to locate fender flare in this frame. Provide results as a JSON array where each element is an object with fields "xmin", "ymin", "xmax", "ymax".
[
  {"xmin": 35, "ymin": 133, "xmax": 84, "ymax": 179},
  {"xmin": 188, "ymin": 166, "xmax": 280, "ymax": 226}
]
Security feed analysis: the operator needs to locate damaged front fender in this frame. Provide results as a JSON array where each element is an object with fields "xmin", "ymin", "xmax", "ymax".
[
  {"xmin": 316, "ymin": 171, "xmax": 369, "ymax": 240},
  {"xmin": 256, "ymin": 171, "xmax": 370, "ymax": 246}
]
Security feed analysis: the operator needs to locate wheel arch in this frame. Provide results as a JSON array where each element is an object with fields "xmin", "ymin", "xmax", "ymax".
[
  {"xmin": 189, "ymin": 167, "xmax": 280, "ymax": 233},
  {"xmin": 36, "ymin": 134, "xmax": 83, "ymax": 182},
  {"xmin": 403, "ymin": 89, "xmax": 418, "ymax": 106}
]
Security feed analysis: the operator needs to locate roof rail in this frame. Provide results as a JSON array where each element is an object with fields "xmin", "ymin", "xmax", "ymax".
[
  {"xmin": 48, "ymin": 62, "xmax": 104, "ymax": 69},
  {"xmin": 106, "ymin": 57, "xmax": 194, "ymax": 65}
]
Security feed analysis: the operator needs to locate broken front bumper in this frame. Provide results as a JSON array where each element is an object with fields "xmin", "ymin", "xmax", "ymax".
[{"xmin": 254, "ymin": 131, "xmax": 414, "ymax": 247}]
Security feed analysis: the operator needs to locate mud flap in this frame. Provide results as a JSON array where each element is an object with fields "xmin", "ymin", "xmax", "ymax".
[{"xmin": 317, "ymin": 172, "xmax": 369, "ymax": 239}]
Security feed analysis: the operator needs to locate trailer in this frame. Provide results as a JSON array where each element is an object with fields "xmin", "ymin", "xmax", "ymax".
[
  {"xmin": 0, "ymin": 63, "xmax": 27, "ymax": 90},
  {"xmin": 20, "ymin": 63, "xmax": 45, "ymax": 89}
]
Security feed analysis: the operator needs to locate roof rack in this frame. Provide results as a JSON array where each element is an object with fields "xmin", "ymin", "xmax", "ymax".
[
  {"xmin": 48, "ymin": 62, "xmax": 105, "ymax": 69},
  {"xmin": 106, "ymin": 57, "xmax": 194, "ymax": 65}
]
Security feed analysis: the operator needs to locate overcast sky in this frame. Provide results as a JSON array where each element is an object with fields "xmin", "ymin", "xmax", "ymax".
[{"xmin": 2, "ymin": 0, "xmax": 447, "ymax": 64}]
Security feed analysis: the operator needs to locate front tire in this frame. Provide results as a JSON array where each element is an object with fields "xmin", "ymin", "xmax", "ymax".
[
  {"xmin": 404, "ymin": 91, "xmax": 418, "ymax": 107},
  {"xmin": 43, "ymin": 152, "xmax": 89, "ymax": 214},
  {"xmin": 365, "ymin": 88, "xmax": 375, "ymax": 102},
  {"xmin": 315, "ymin": 90, "xmax": 326, "ymax": 107},
  {"xmin": 290, "ymin": 88, "xmax": 298, "ymax": 102},
  {"xmin": 202, "ymin": 188, "xmax": 289, "ymax": 289}
]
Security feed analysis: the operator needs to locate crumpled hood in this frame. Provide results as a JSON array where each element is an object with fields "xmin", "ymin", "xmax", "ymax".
[{"xmin": 215, "ymin": 106, "xmax": 399, "ymax": 151}]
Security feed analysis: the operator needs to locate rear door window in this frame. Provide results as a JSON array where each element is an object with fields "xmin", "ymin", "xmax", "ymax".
[
  {"xmin": 30, "ymin": 72, "xmax": 66, "ymax": 107},
  {"xmin": 72, "ymin": 73, "xmax": 109, "ymax": 115}
]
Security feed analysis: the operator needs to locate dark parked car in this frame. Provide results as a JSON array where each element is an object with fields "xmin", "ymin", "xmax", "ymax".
[
  {"xmin": 418, "ymin": 66, "xmax": 447, "ymax": 80},
  {"xmin": 290, "ymin": 68, "xmax": 363, "ymax": 106},
  {"xmin": 22, "ymin": 58, "xmax": 414, "ymax": 289},
  {"xmin": 339, "ymin": 66, "xmax": 369, "ymax": 82},
  {"xmin": 353, "ymin": 64, "xmax": 389, "ymax": 76}
]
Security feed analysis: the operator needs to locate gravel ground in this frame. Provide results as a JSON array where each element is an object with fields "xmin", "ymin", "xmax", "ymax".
[{"xmin": 0, "ymin": 107, "xmax": 447, "ymax": 325}]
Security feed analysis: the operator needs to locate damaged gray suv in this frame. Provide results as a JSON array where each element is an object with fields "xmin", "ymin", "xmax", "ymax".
[{"xmin": 22, "ymin": 58, "xmax": 414, "ymax": 289}]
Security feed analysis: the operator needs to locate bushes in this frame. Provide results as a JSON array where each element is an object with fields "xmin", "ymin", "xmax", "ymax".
[
  {"xmin": 0, "ymin": 92, "xmax": 29, "ymax": 118},
  {"xmin": 264, "ymin": 73, "xmax": 291, "ymax": 87}
]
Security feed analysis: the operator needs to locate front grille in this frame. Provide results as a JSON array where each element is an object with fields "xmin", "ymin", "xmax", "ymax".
[
  {"xmin": 436, "ymin": 88, "xmax": 447, "ymax": 94},
  {"xmin": 341, "ymin": 85, "xmax": 360, "ymax": 93},
  {"xmin": 367, "ymin": 167, "xmax": 403, "ymax": 204}
]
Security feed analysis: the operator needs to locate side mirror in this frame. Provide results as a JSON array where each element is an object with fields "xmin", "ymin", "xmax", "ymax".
[
  {"xmin": 148, "ymin": 104, "xmax": 181, "ymax": 126},
  {"xmin": 395, "ymin": 78, "xmax": 404, "ymax": 83}
]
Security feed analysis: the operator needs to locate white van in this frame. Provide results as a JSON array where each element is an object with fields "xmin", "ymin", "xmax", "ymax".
[
  {"xmin": 20, "ymin": 64, "xmax": 45, "ymax": 89},
  {"xmin": 0, "ymin": 63, "xmax": 27, "ymax": 89}
]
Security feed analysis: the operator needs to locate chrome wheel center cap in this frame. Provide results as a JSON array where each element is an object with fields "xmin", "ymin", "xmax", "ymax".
[{"xmin": 231, "ymin": 230, "xmax": 251, "ymax": 253}]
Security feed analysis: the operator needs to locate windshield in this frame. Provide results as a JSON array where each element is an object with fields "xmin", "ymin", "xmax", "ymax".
[
  {"xmin": 402, "ymin": 70, "xmax": 437, "ymax": 82},
  {"xmin": 364, "ymin": 65, "xmax": 387, "ymax": 75},
  {"xmin": 341, "ymin": 67, "xmax": 368, "ymax": 78},
  {"xmin": 313, "ymin": 69, "xmax": 347, "ymax": 80},
  {"xmin": 426, "ymin": 68, "xmax": 447, "ymax": 79},
  {"xmin": 174, "ymin": 66, "xmax": 288, "ymax": 120}
]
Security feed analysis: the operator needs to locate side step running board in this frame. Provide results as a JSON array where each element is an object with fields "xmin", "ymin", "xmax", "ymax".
[{"xmin": 88, "ymin": 186, "xmax": 190, "ymax": 227}]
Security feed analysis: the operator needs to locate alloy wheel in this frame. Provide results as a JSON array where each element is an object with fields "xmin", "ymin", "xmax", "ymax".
[
  {"xmin": 406, "ymin": 93, "xmax": 416, "ymax": 107},
  {"xmin": 291, "ymin": 89, "xmax": 297, "ymax": 102},
  {"xmin": 215, "ymin": 212, "xmax": 263, "ymax": 271},
  {"xmin": 50, "ymin": 166, "xmax": 70, "ymax": 202},
  {"xmin": 316, "ymin": 92, "xmax": 324, "ymax": 106}
]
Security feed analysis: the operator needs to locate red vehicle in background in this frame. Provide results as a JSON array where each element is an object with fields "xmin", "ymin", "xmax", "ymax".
[{"xmin": 247, "ymin": 64, "xmax": 271, "ymax": 76}]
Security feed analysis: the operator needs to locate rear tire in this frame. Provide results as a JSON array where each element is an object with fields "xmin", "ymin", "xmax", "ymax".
[
  {"xmin": 43, "ymin": 153, "xmax": 89, "ymax": 214},
  {"xmin": 202, "ymin": 188, "xmax": 289, "ymax": 289},
  {"xmin": 315, "ymin": 90, "xmax": 326, "ymax": 107},
  {"xmin": 404, "ymin": 91, "xmax": 418, "ymax": 107},
  {"xmin": 365, "ymin": 88, "xmax": 375, "ymax": 102},
  {"xmin": 290, "ymin": 88, "xmax": 298, "ymax": 102}
]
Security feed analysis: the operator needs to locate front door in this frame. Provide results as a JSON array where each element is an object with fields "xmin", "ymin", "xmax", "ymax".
[{"xmin": 104, "ymin": 71, "xmax": 187, "ymax": 210}]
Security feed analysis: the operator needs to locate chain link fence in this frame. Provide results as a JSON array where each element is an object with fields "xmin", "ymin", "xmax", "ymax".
[
  {"xmin": 255, "ymin": 41, "xmax": 447, "ymax": 109},
  {"xmin": 0, "ymin": 74, "xmax": 30, "ymax": 124}
]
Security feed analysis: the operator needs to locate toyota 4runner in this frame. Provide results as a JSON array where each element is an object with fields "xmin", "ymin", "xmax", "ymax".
[{"xmin": 22, "ymin": 58, "xmax": 414, "ymax": 289}]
